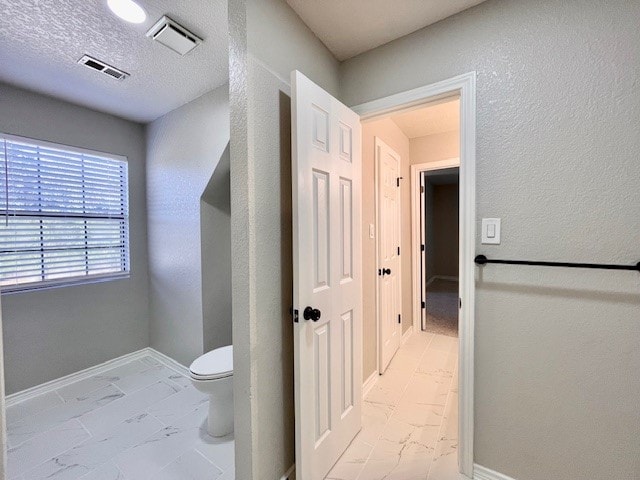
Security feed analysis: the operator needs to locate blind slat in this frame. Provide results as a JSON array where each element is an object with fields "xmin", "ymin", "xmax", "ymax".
[{"xmin": 0, "ymin": 135, "xmax": 129, "ymax": 290}]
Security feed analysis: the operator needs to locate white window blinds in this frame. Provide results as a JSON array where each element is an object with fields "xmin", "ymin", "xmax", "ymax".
[{"xmin": 0, "ymin": 134, "xmax": 129, "ymax": 292}]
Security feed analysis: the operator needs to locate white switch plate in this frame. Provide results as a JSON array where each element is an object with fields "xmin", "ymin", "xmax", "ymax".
[
  {"xmin": 369, "ymin": 223, "xmax": 375, "ymax": 239},
  {"xmin": 481, "ymin": 218, "xmax": 501, "ymax": 244}
]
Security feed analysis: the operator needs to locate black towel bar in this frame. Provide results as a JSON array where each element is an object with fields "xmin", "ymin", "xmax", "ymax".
[{"xmin": 474, "ymin": 255, "xmax": 640, "ymax": 272}]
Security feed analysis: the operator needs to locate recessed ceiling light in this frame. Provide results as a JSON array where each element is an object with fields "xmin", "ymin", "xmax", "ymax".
[{"xmin": 107, "ymin": 0, "xmax": 147, "ymax": 24}]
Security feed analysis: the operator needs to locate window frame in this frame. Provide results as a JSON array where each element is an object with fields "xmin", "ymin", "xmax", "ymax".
[{"xmin": 0, "ymin": 132, "xmax": 130, "ymax": 294}]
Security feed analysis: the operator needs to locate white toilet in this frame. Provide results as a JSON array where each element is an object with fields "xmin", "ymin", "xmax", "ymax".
[{"xmin": 189, "ymin": 345, "xmax": 234, "ymax": 437}]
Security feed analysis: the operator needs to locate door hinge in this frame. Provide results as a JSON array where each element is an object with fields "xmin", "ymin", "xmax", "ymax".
[
  {"xmin": 397, "ymin": 246, "xmax": 400, "ymax": 256},
  {"xmin": 459, "ymin": 298, "xmax": 462, "ymax": 309},
  {"xmin": 398, "ymin": 314, "xmax": 401, "ymax": 324},
  {"xmin": 290, "ymin": 307, "xmax": 299, "ymax": 323},
  {"xmin": 421, "ymin": 301, "xmax": 426, "ymax": 309},
  {"xmin": 421, "ymin": 244, "xmax": 425, "ymax": 252},
  {"xmin": 396, "ymin": 176, "xmax": 403, "ymax": 187},
  {"xmin": 421, "ymin": 186, "xmax": 424, "ymax": 193}
]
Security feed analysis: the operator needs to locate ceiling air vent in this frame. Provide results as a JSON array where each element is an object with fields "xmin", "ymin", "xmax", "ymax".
[
  {"xmin": 146, "ymin": 16, "xmax": 202, "ymax": 55},
  {"xmin": 78, "ymin": 55, "xmax": 129, "ymax": 81}
]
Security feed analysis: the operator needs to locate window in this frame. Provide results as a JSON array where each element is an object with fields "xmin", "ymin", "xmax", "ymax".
[{"xmin": 0, "ymin": 134, "xmax": 129, "ymax": 292}]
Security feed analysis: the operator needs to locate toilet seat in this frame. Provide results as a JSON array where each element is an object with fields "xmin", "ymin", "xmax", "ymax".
[{"xmin": 190, "ymin": 345, "xmax": 233, "ymax": 380}]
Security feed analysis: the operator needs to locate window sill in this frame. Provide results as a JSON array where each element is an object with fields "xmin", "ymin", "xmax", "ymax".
[{"xmin": 0, "ymin": 272, "xmax": 131, "ymax": 295}]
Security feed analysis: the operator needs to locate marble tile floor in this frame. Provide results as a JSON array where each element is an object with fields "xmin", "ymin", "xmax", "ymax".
[
  {"xmin": 326, "ymin": 331, "xmax": 461, "ymax": 480},
  {"xmin": 6, "ymin": 356, "xmax": 235, "ymax": 480}
]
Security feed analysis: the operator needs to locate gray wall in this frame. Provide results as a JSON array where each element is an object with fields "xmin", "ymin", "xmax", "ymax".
[
  {"xmin": 0, "ymin": 82, "xmax": 149, "ymax": 394},
  {"xmin": 229, "ymin": 0, "xmax": 340, "ymax": 478},
  {"xmin": 201, "ymin": 145, "xmax": 232, "ymax": 353},
  {"xmin": 146, "ymin": 85, "xmax": 231, "ymax": 366},
  {"xmin": 430, "ymin": 183, "xmax": 459, "ymax": 278},
  {"xmin": 341, "ymin": 1, "xmax": 640, "ymax": 479}
]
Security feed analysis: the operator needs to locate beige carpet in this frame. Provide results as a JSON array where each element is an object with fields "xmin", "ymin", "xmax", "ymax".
[{"xmin": 424, "ymin": 278, "xmax": 459, "ymax": 337}]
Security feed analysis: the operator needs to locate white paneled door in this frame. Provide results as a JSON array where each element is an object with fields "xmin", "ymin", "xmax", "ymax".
[
  {"xmin": 292, "ymin": 71, "xmax": 362, "ymax": 480},
  {"xmin": 375, "ymin": 138, "xmax": 402, "ymax": 373}
]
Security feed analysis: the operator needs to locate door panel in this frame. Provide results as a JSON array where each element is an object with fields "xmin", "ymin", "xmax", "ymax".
[
  {"xmin": 293, "ymin": 71, "xmax": 362, "ymax": 480},
  {"xmin": 376, "ymin": 138, "xmax": 402, "ymax": 373}
]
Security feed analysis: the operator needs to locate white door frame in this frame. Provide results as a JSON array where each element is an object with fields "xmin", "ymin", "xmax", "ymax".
[
  {"xmin": 352, "ymin": 71, "xmax": 476, "ymax": 478},
  {"xmin": 410, "ymin": 158, "xmax": 460, "ymax": 333},
  {"xmin": 374, "ymin": 137, "xmax": 402, "ymax": 374}
]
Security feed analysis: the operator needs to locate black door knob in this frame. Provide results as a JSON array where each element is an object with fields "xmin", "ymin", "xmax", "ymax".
[
  {"xmin": 383, "ymin": 268, "xmax": 391, "ymax": 275},
  {"xmin": 303, "ymin": 306, "xmax": 322, "ymax": 322}
]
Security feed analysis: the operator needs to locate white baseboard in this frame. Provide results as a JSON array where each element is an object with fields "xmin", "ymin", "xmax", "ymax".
[
  {"xmin": 6, "ymin": 347, "xmax": 188, "ymax": 407},
  {"xmin": 427, "ymin": 275, "xmax": 459, "ymax": 285},
  {"xmin": 436, "ymin": 275, "xmax": 459, "ymax": 282},
  {"xmin": 146, "ymin": 348, "xmax": 190, "ymax": 377},
  {"xmin": 280, "ymin": 464, "xmax": 295, "ymax": 480},
  {"xmin": 401, "ymin": 325, "xmax": 414, "ymax": 345},
  {"xmin": 362, "ymin": 370, "xmax": 379, "ymax": 398},
  {"xmin": 474, "ymin": 464, "xmax": 516, "ymax": 480}
]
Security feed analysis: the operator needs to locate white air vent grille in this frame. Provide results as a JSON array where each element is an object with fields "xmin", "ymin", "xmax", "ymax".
[
  {"xmin": 146, "ymin": 16, "xmax": 202, "ymax": 55},
  {"xmin": 78, "ymin": 55, "xmax": 129, "ymax": 81}
]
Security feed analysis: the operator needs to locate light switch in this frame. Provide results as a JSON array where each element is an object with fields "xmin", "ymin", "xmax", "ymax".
[
  {"xmin": 369, "ymin": 223, "xmax": 375, "ymax": 239},
  {"xmin": 481, "ymin": 218, "xmax": 501, "ymax": 245}
]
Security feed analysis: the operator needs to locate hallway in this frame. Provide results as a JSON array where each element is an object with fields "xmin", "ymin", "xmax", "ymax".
[{"xmin": 326, "ymin": 331, "xmax": 460, "ymax": 480}]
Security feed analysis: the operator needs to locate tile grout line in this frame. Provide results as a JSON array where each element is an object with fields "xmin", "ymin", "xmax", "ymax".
[
  {"xmin": 425, "ymin": 357, "xmax": 458, "ymax": 480},
  {"xmin": 386, "ymin": 332, "xmax": 437, "ymax": 426},
  {"xmin": 103, "ymin": 378, "xmax": 211, "ymax": 478},
  {"xmin": 14, "ymin": 418, "xmax": 94, "ymax": 480},
  {"xmin": 54, "ymin": 377, "xmax": 192, "ymax": 479},
  {"xmin": 9, "ymin": 381, "xmax": 127, "ymax": 450},
  {"xmin": 54, "ymin": 390, "xmax": 66, "ymax": 404},
  {"xmin": 353, "ymin": 331, "xmax": 436, "ymax": 480},
  {"xmin": 10, "ymin": 370, "xmax": 194, "ymax": 480},
  {"xmin": 7, "ymin": 356, "xmax": 232, "ymax": 480},
  {"xmin": 11, "ymin": 381, "xmax": 131, "ymax": 451},
  {"xmin": 192, "ymin": 445, "xmax": 228, "ymax": 474},
  {"xmin": 6, "ymin": 388, "xmax": 102, "ymax": 450}
]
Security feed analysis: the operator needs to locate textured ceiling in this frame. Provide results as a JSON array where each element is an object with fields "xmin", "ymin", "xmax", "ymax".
[
  {"xmin": 286, "ymin": 0, "xmax": 487, "ymax": 60},
  {"xmin": 391, "ymin": 98, "xmax": 460, "ymax": 139},
  {"xmin": 0, "ymin": 0, "xmax": 228, "ymax": 123}
]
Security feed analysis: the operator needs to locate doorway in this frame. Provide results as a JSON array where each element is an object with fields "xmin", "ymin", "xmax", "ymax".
[
  {"xmin": 342, "ymin": 97, "xmax": 462, "ymax": 480},
  {"xmin": 338, "ymin": 76, "xmax": 475, "ymax": 480},
  {"xmin": 418, "ymin": 165, "xmax": 460, "ymax": 336},
  {"xmin": 292, "ymin": 72, "xmax": 476, "ymax": 480}
]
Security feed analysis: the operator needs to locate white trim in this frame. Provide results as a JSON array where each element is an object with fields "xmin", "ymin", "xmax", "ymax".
[
  {"xmin": 410, "ymin": 158, "xmax": 460, "ymax": 333},
  {"xmin": 353, "ymin": 72, "xmax": 472, "ymax": 120},
  {"xmin": 413, "ymin": 157, "xmax": 460, "ymax": 172},
  {"xmin": 0, "ymin": 131, "xmax": 128, "ymax": 163},
  {"xmin": 431, "ymin": 275, "xmax": 459, "ymax": 283},
  {"xmin": 426, "ymin": 275, "xmax": 459, "ymax": 287},
  {"xmin": 362, "ymin": 370, "xmax": 379, "ymax": 398},
  {"xmin": 280, "ymin": 463, "xmax": 296, "ymax": 480},
  {"xmin": 401, "ymin": 324, "xmax": 413, "ymax": 345},
  {"xmin": 6, "ymin": 348, "xmax": 189, "ymax": 407},
  {"xmin": 353, "ymin": 71, "xmax": 476, "ymax": 478},
  {"xmin": 1, "ymin": 272, "xmax": 130, "ymax": 296},
  {"xmin": 147, "ymin": 348, "xmax": 190, "ymax": 377},
  {"xmin": 474, "ymin": 464, "xmax": 517, "ymax": 480}
]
